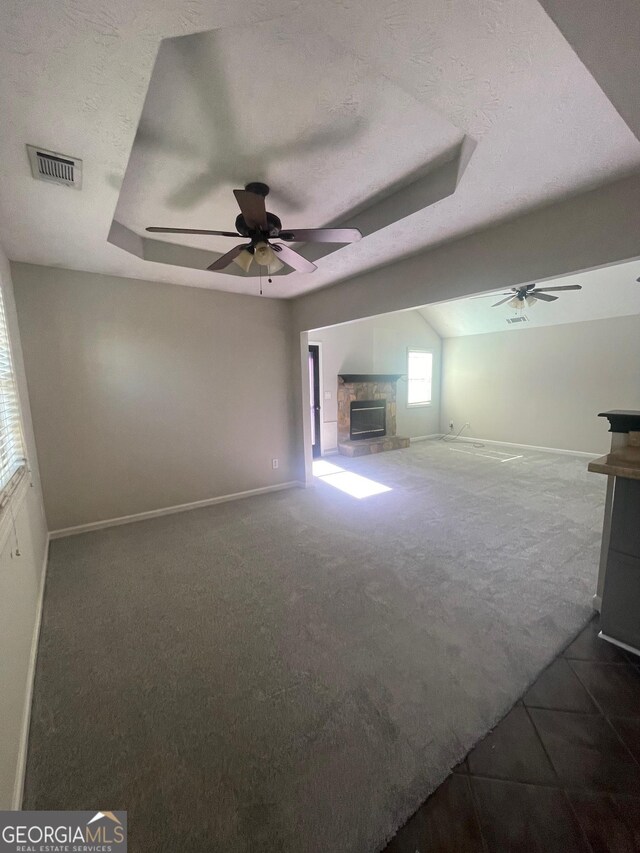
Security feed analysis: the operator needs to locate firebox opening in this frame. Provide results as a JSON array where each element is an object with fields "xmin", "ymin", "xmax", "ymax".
[{"xmin": 350, "ymin": 399, "xmax": 386, "ymax": 441}]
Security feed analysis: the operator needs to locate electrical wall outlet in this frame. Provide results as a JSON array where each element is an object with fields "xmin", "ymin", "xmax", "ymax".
[{"xmin": 272, "ymin": 458, "xmax": 279, "ymax": 469}]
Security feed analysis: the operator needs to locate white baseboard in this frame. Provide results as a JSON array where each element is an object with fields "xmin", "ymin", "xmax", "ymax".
[
  {"xmin": 325, "ymin": 433, "xmax": 596, "ymax": 458},
  {"xmin": 599, "ymin": 631, "xmax": 640, "ymax": 658},
  {"xmin": 435, "ymin": 434, "xmax": 598, "ymax": 458},
  {"xmin": 50, "ymin": 481, "xmax": 302, "ymax": 540},
  {"xmin": 12, "ymin": 533, "xmax": 50, "ymax": 809}
]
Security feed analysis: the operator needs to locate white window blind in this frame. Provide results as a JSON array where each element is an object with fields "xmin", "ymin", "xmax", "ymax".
[
  {"xmin": 0, "ymin": 284, "xmax": 25, "ymax": 504},
  {"xmin": 407, "ymin": 349, "xmax": 433, "ymax": 406}
]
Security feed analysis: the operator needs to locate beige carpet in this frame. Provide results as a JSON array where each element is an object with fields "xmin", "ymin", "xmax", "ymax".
[{"xmin": 24, "ymin": 441, "xmax": 605, "ymax": 851}]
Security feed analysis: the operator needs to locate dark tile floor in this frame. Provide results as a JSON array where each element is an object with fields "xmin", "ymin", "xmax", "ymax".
[{"xmin": 383, "ymin": 616, "xmax": 640, "ymax": 852}]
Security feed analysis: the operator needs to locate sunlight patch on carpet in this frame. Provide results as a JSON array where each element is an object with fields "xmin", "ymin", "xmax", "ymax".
[{"xmin": 313, "ymin": 459, "xmax": 392, "ymax": 498}]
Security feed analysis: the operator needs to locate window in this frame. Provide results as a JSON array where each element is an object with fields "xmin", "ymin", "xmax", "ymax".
[
  {"xmin": 407, "ymin": 349, "xmax": 433, "ymax": 407},
  {"xmin": 0, "ymin": 284, "xmax": 25, "ymax": 504}
]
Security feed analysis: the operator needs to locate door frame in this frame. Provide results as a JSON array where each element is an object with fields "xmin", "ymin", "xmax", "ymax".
[{"xmin": 308, "ymin": 341, "xmax": 323, "ymax": 457}]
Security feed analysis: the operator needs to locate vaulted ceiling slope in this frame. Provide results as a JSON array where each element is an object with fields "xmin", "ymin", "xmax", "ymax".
[
  {"xmin": 1, "ymin": 0, "xmax": 639, "ymax": 298},
  {"xmin": 419, "ymin": 259, "xmax": 640, "ymax": 337}
]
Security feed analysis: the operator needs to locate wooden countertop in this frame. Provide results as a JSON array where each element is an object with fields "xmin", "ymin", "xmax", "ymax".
[{"xmin": 588, "ymin": 454, "xmax": 640, "ymax": 481}]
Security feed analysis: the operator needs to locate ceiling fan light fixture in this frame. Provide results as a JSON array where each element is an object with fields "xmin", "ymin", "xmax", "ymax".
[
  {"xmin": 254, "ymin": 241, "xmax": 275, "ymax": 266},
  {"xmin": 233, "ymin": 249, "xmax": 254, "ymax": 273},
  {"xmin": 508, "ymin": 296, "xmax": 524, "ymax": 310},
  {"xmin": 525, "ymin": 294, "xmax": 537, "ymax": 307},
  {"xmin": 254, "ymin": 241, "xmax": 283, "ymax": 272}
]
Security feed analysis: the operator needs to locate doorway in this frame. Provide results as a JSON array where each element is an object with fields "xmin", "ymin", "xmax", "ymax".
[{"xmin": 308, "ymin": 344, "xmax": 321, "ymax": 458}]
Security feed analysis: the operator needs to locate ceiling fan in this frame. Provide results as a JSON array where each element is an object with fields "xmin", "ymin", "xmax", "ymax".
[
  {"xmin": 475, "ymin": 282, "xmax": 582, "ymax": 310},
  {"xmin": 146, "ymin": 182, "xmax": 362, "ymax": 276}
]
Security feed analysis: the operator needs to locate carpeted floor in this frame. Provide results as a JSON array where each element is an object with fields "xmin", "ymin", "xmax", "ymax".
[{"xmin": 24, "ymin": 440, "xmax": 605, "ymax": 852}]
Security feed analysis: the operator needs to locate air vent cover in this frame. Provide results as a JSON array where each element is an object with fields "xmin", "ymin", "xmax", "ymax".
[
  {"xmin": 506, "ymin": 315, "xmax": 529, "ymax": 324},
  {"xmin": 27, "ymin": 145, "xmax": 82, "ymax": 189}
]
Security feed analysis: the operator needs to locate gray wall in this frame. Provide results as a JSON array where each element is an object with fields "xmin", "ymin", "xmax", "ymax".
[
  {"xmin": 311, "ymin": 311, "xmax": 441, "ymax": 451},
  {"xmin": 441, "ymin": 315, "xmax": 640, "ymax": 454},
  {"xmin": 12, "ymin": 264, "xmax": 297, "ymax": 531},
  {"xmin": 0, "ymin": 248, "xmax": 48, "ymax": 808}
]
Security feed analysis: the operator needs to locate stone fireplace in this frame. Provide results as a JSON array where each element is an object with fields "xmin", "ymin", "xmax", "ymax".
[{"xmin": 337, "ymin": 374, "xmax": 410, "ymax": 457}]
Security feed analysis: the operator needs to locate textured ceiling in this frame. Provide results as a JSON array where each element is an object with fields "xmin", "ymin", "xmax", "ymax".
[
  {"xmin": 109, "ymin": 23, "xmax": 470, "ymax": 288},
  {"xmin": 1, "ymin": 0, "xmax": 639, "ymax": 299},
  {"xmin": 419, "ymin": 259, "xmax": 640, "ymax": 337}
]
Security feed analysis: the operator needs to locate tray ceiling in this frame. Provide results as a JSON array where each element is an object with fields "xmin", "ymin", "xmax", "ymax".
[{"xmin": 0, "ymin": 0, "xmax": 639, "ymax": 298}]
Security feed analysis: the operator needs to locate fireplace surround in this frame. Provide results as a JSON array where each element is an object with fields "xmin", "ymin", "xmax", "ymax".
[{"xmin": 337, "ymin": 374, "xmax": 409, "ymax": 457}]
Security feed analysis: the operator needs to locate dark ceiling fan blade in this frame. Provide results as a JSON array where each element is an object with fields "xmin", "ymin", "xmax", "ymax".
[
  {"xmin": 532, "ymin": 292, "xmax": 559, "ymax": 302},
  {"xmin": 471, "ymin": 291, "xmax": 513, "ymax": 299},
  {"xmin": 277, "ymin": 227, "xmax": 363, "ymax": 244},
  {"xmin": 146, "ymin": 227, "xmax": 240, "ymax": 237},
  {"xmin": 234, "ymin": 189, "xmax": 268, "ymax": 230},
  {"xmin": 532, "ymin": 285, "xmax": 582, "ymax": 292},
  {"xmin": 272, "ymin": 243, "xmax": 317, "ymax": 272},
  {"xmin": 491, "ymin": 295, "xmax": 515, "ymax": 307},
  {"xmin": 207, "ymin": 244, "xmax": 246, "ymax": 271}
]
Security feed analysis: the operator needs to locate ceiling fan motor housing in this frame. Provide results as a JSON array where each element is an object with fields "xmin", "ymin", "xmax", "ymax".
[
  {"xmin": 235, "ymin": 211, "xmax": 282, "ymax": 239},
  {"xmin": 244, "ymin": 181, "xmax": 270, "ymax": 197}
]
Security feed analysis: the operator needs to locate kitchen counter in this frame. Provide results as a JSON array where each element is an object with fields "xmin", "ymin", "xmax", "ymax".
[
  {"xmin": 588, "ymin": 419, "xmax": 640, "ymax": 656},
  {"xmin": 589, "ymin": 424, "xmax": 640, "ymax": 480},
  {"xmin": 588, "ymin": 454, "xmax": 640, "ymax": 480}
]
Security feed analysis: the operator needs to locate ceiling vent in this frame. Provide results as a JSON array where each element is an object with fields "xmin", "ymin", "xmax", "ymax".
[
  {"xmin": 27, "ymin": 145, "xmax": 82, "ymax": 189},
  {"xmin": 506, "ymin": 315, "xmax": 529, "ymax": 324}
]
